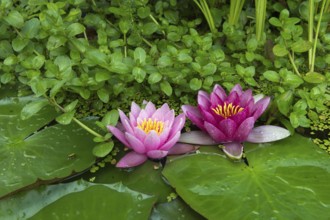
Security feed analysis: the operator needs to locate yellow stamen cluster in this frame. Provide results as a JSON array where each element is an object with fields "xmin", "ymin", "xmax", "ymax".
[
  {"xmin": 211, "ymin": 103, "xmax": 244, "ymax": 118},
  {"xmin": 137, "ymin": 118, "xmax": 164, "ymax": 135}
]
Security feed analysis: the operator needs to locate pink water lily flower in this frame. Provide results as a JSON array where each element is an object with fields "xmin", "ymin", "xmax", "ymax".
[
  {"xmin": 180, "ymin": 84, "xmax": 290, "ymax": 159},
  {"xmin": 108, "ymin": 101, "xmax": 194, "ymax": 168}
]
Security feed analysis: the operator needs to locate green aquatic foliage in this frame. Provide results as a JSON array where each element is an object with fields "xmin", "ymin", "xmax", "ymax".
[
  {"xmin": 0, "ymin": 97, "xmax": 96, "ymax": 198},
  {"xmin": 163, "ymin": 134, "xmax": 330, "ymax": 219}
]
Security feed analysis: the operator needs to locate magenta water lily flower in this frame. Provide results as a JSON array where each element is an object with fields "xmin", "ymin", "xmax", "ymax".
[
  {"xmin": 180, "ymin": 84, "xmax": 290, "ymax": 159},
  {"xmin": 108, "ymin": 101, "xmax": 193, "ymax": 168}
]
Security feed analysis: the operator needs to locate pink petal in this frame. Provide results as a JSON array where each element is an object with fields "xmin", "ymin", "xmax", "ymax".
[
  {"xmin": 125, "ymin": 132, "xmax": 146, "ymax": 154},
  {"xmin": 199, "ymin": 108, "xmax": 217, "ymax": 126},
  {"xmin": 159, "ymin": 132, "xmax": 181, "ymax": 151},
  {"xmin": 144, "ymin": 131, "xmax": 161, "ymax": 151},
  {"xmin": 130, "ymin": 102, "xmax": 141, "ymax": 118},
  {"xmin": 239, "ymin": 89, "xmax": 253, "ymax": 107},
  {"xmin": 222, "ymin": 142, "xmax": 243, "ymax": 159},
  {"xmin": 163, "ymin": 109, "xmax": 175, "ymax": 126},
  {"xmin": 253, "ymin": 97, "xmax": 270, "ymax": 120},
  {"xmin": 151, "ymin": 103, "xmax": 171, "ymax": 121},
  {"xmin": 213, "ymin": 84, "xmax": 227, "ymax": 101},
  {"xmin": 116, "ymin": 151, "xmax": 147, "ymax": 168},
  {"xmin": 147, "ymin": 150, "xmax": 168, "ymax": 159},
  {"xmin": 129, "ymin": 112, "xmax": 137, "ymax": 126},
  {"xmin": 199, "ymin": 90, "xmax": 210, "ymax": 100},
  {"xmin": 227, "ymin": 91, "xmax": 240, "ymax": 105},
  {"xmin": 168, "ymin": 113, "xmax": 185, "ymax": 139},
  {"xmin": 230, "ymin": 109, "xmax": 248, "ymax": 125},
  {"xmin": 119, "ymin": 110, "xmax": 134, "ymax": 134},
  {"xmin": 137, "ymin": 109, "xmax": 149, "ymax": 122},
  {"xmin": 107, "ymin": 125, "xmax": 130, "ymax": 147},
  {"xmin": 198, "ymin": 91, "xmax": 211, "ymax": 109},
  {"xmin": 218, "ymin": 119, "xmax": 237, "ymax": 139},
  {"xmin": 145, "ymin": 101, "xmax": 156, "ymax": 115},
  {"xmin": 204, "ymin": 121, "xmax": 227, "ymax": 142},
  {"xmin": 210, "ymin": 92, "xmax": 223, "ymax": 106},
  {"xmin": 246, "ymin": 125, "xmax": 291, "ymax": 143},
  {"xmin": 133, "ymin": 127, "xmax": 147, "ymax": 142},
  {"xmin": 168, "ymin": 143, "xmax": 199, "ymax": 155},
  {"xmin": 159, "ymin": 126, "xmax": 171, "ymax": 146},
  {"xmin": 182, "ymin": 105, "xmax": 205, "ymax": 130},
  {"xmin": 233, "ymin": 117, "xmax": 255, "ymax": 142},
  {"xmin": 230, "ymin": 84, "xmax": 243, "ymax": 95},
  {"xmin": 178, "ymin": 130, "xmax": 218, "ymax": 145}
]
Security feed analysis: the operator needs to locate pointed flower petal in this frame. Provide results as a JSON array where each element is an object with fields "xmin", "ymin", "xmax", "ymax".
[
  {"xmin": 125, "ymin": 132, "xmax": 146, "ymax": 154},
  {"xmin": 107, "ymin": 125, "xmax": 130, "ymax": 147},
  {"xmin": 246, "ymin": 125, "xmax": 291, "ymax": 143},
  {"xmin": 168, "ymin": 143, "xmax": 198, "ymax": 155},
  {"xmin": 147, "ymin": 150, "xmax": 168, "ymax": 159},
  {"xmin": 144, "ymin": 130, "xmax": 160, "ymax": 151},
  {"xmin": 222, "ymin": 142, "xmax": 243, "ymax": 159},
  {"xmin": 179, "ymin": 131, "xmax": 218, "ymax": 145},
  {"xmin": 116, "ymin": 151, "xmax": 147, "ymax": 168}
]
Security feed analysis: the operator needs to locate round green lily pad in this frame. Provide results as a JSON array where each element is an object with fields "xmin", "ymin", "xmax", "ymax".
[
  {"xmin": 163, "ymin": 134, "xmax": 330, "ymax": 219},
  {"xmin": 0, "ymin": 97, "xmax": 96, "ymax": 198}
]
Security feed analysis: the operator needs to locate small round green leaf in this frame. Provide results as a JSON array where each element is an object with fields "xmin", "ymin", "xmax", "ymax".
[
  {"xmin": 134, "ymin": 47, "xmax": 147, "ymax": 64},
  {"xmin": 273, "ymin": 44, "xmax": 288, "ymax": 57},
  {"xmin": 92, "ymin": 142, "xmax": 114, "ymax": 157},
  {"xmin": 64, "ymin": 100, "xmax": 79, "ymax": 112},
  {"xmin": 303, "ymin": 72, "xmax": 325, "ymax": 83},
  {"xmin": 148, "ymin": 72, "xmax": 162, "ymax": 84},
  {"xmin": 132, "ymin": 67, "xmax": 146, "ymax": 83},
  {"xmin": 160, "ymin": 81, "xmax": 172, "ymax": 96},
  {"xmin": 97, "ymin": 88, "xmax": 110, "ymax": 103},
  {"xmin": 189, "ymin": 78, "xmax": 202, "ymax": 91},
  {"xmin": 56, "ymin": 111, "xmax": 75, "ymax": 125},
  {"xmin": 291, "ymin": 40, "xmax": 312, "ymax": 53},
  {"xmin": 66, "ymin": 23, "xmax": 85, "ymax": 37},
  {"xmin": 101, "ymin": 110, "xmax": 119, "ymax": 127},
  {"xmin": 263, "ymin": 70, "xmax": 280, "ymax": 82},
  {"xmin": 5, "ymin": 10, "xmax": 24, "ymax": 28}
]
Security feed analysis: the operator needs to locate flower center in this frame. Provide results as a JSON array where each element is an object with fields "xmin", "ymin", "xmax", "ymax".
[
  {"xmin": 137, "ymin": 118, "xmax": 164, "ymax": 135},
  {"xmin": 211, "ymin": 102, "xmax": 244, "ymax": 118}
]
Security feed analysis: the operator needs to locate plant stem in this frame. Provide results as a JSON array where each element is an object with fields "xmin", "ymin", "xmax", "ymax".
[
  {"xmin": 308, "ymin": 0, "xmax": 314, "ymax": 69},
  {"xmin": 142, "ymin": 37, "xmax": 153, "ymax": 47},
  {"xmin": 288, "ymin": 52, "xmax": 301, "ymax": 77},
  {"xmin": 310, "ymin": 0, "xmax": 328, "ymax": 73},
  {"xmin": 72, "ymin": 118, "xmax": 103, "ymax": 138},
  {"xmin": 48, "ymin": 97, "xmax": 103, "ymax": 138},
  {"xmin": 229, "ymin": 0, "xmax": 245, "ymax": 26},
  {"xmin": 193, "ymin": 0, "xmax": 216, "ymax": 33},
  {"xmin": 255, "ymin": 0, "xmax": 267, "ymax": 42},
  {"xmin": 149, "ymin": 14, "xmax": 166, "ymax": 36},
  {"xmin": 123, "ymin": 33, "xmax": 127, "ymax": 58}
]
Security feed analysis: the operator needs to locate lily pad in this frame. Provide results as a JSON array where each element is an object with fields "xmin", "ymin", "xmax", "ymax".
[
  {"xmin": 0, "ymin": 180, "xmax": 156, "ymax": 220},
  {"xmin": 85, "ymin": 160, "xmax": 173, "ymax": 202},
  {"xmin": 163, "ymin": 134, "xmax": 330, "ymax": 219},
  {"xmin": 0, "ymin": 97, "xmax": 96, "ymax": 197},
  {"xmin": 150, "ymin": 198, "xmax": 205, "ymax": 220}
]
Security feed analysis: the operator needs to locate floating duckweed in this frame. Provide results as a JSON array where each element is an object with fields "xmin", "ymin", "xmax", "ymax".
[
  {"xmin": 104, "ymin": 155, "xmax": 113, "ymax": 163},
  {"xmin": 167, "ymin": 192, "xmax": 178, "ymax": 202},
  {"xmin": 309, "ymin": 108, "xmax": 330, "ymax": 154},
  {"xmin": 89, "ymin": 177, "xmax": 96, "ymax": 182},
  {"xmin": 90, "ymin": 165, "xmax": 99, "ymax": 173},
  {"xmin": 110, "ymin": 159, "xmax": 117, "ymax": 165},
  {"xmin": 97, "ymin": 161, "xmax": 105, "ymax": 168}
]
